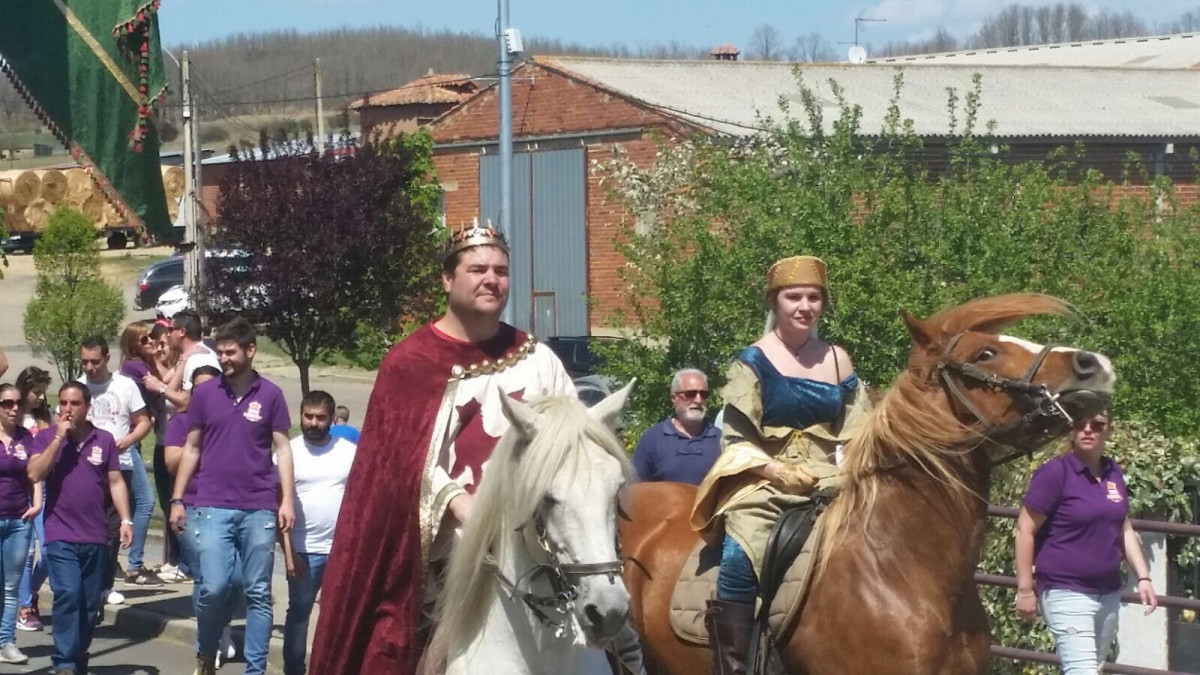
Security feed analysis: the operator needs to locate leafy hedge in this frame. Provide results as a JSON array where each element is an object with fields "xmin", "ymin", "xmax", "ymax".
[{"xmin": 592, "ymin": 72, "xmax": 1200, "ymax": 670}]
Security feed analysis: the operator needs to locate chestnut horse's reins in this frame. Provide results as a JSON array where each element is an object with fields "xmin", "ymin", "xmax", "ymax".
[{"xmin": 937, "ymin": 332, "xmax": 1075, "ymax": 466}]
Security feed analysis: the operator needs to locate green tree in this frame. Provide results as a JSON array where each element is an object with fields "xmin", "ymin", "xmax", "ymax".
[
  {"xmin": 32, "ymin": 207, "xmax": 102, "ymax": 289},
  {"xmin": 23, "ymin": 207, "xmax": 124, "ymax": 381},
  {"xmin": 208, "ymin": 131, "xmax": 443, "ymax": 393},
  {"xmin": 594, "ymin": 73, "xmax": 1200, "ymax": 672}
]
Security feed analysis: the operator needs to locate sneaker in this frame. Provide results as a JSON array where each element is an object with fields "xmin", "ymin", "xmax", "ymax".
[
  {"xmin": 105, "ymin": 588, "xmax": 125, "ymax": 605},
  {"xmin": 16, "ymin": 605, "xmax": 41, "ymax": 631},
  {"xmin": 0, "ymin": 643, "xmax": 28, "ymax": 664},
  {"xmin": 194, "ymin": 654, "xmax": 217, "ymax": 675},
  {"xmin": 124, "ymin": 567, "xmax": 164, "ymax": 586},
  {"xmin": 156, "ymin": 564, "xmax": 192, "ymax": 583},
  {"xmin": 216, "ymin": 626, "xmax": 236, "ymax": 668}
]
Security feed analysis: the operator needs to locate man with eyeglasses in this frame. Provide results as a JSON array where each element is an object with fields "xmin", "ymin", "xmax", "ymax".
[
  {"xmin": 632, "ymin": 368, "xmax": 721, "ymax": 485},
  {"xmin": 143, "ymin": 310, "xmax": 220, "ymax": 414}
]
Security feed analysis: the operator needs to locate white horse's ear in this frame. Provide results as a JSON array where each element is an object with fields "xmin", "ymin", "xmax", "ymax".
[
  {"xmin": 589, "ymin": 378, "xmax": 636, "ymax": 431},
  {"xmin": 499, "ymin": 392, "xmax": 540, "ymax": 440}
]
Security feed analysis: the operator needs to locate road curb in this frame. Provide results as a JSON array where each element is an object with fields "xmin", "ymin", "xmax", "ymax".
[{"xmin": 102, "ymin": 593, "xmax": 286, "ymax": 668}]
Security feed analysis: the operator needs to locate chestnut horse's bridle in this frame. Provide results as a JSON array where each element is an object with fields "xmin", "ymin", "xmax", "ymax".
[{"xmin": 937, "ymin": 332, "xmax": 1077, "ymax": 465}]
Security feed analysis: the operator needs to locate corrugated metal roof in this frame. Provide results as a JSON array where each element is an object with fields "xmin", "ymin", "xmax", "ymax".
[
  {"xmin": 537, "ymin": 56, "xmax": 1200, "ymax": 138},
  {"xmin": 868, "ymin": 32, "xmax": 1200, "ymax": 69}
]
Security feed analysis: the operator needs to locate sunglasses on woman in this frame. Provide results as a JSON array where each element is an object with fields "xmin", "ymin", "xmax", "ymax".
[{"xmin": 0, "ymin": 399, "xmax": 19, "ymax": 410}]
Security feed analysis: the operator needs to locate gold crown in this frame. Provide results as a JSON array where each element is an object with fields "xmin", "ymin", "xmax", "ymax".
[
  {"xmin": 445, "ymin": 221, "xmax": 509, "ymax": 259},
  {"xmin": 767, "ymin": 255, "xmax": 827, "ymax": 292}
]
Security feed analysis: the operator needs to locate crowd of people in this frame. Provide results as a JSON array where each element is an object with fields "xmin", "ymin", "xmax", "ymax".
[
  {"xmin": 0, "ymin": 221, "xmax": 1160, "ymax": 675},
  {"xmin": 0, "ymin": 313, "xmax": 359, "ymax": 675}
]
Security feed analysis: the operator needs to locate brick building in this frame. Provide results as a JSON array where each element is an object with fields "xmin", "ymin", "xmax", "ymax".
[
  {"xmin": 429, "ymin": 51, "xmax": 1200, "ymax": 337},
  {"xmin": 350, "ymin": 72, "xmax": 476, "ymax": 137}
]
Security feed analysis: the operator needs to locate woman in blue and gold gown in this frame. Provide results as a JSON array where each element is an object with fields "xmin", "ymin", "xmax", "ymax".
[{"xmin": 691, "ymin": 255, "xmax": 873, "ymax": 675}]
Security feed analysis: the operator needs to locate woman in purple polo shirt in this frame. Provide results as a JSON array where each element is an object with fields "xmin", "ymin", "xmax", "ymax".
[
  {"xmin": 1014, "ymin": 409, "xmax": 1158, "ymax": 674},
  {"xmin": 0, "ymin": 384, "xmax": 42, "ymax": 664}
]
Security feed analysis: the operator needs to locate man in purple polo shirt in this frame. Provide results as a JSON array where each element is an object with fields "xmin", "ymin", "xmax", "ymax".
[
  {"xmin": 27, "ymin": 382, "xmax": 132, "ymax": 675},
  {"xmin": 169, "ymin": 318, "xmax": 295, "ymax": 675},
  {"xmin": 632, "ymin": 368, "xmax": 721, "ymax": 485}
]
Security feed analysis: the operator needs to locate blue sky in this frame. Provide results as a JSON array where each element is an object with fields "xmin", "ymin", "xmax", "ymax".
[{"xmin": 160, "ymin": 1, "xmax": 1193, "ymax": 56}]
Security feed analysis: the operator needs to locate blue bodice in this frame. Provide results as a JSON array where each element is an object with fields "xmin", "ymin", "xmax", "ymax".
[{"xmin": 738, "ymin": 346, "xmax": 858, "ymax": 430}]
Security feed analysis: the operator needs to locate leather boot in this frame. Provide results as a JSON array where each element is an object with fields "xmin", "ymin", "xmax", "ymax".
[{"xmin": 705, "ymin": 599, "xmax": 755, "ymax": 675}]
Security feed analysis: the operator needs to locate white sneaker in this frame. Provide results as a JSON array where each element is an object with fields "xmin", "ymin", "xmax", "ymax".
[
  {"xmin": 216, "ymin": 626, "xmax": 235, "ymax": 668},
  {"xmin": 156, "ymin": 564, "xmax": 192, "ymax": 583},
  {"xmin": 0, "ymin": 643, "xmax": 28, "ymax": 664},
  {"xmin": 105, "ymin": 588, "xmax": 125, "ymax": 605}
]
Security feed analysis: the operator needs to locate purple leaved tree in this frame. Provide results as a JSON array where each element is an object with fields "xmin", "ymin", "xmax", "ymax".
[{"xmin": 208, "ymin": 131, "xmax": 443, "ymax": 394}]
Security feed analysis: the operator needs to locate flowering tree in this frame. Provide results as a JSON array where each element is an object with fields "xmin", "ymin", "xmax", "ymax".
[{"xmin": 208, "ymin": 131, "xmax": 443, "ymax": 393}]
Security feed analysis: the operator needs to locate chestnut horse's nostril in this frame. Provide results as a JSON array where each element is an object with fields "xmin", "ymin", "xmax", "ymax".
[{"xmin": 1073, "ymin": 351, "xmax": 1100, "ymax": 379}]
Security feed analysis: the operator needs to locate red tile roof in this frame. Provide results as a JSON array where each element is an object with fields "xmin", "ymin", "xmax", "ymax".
[{"xmin": 349, "ymin": 73, "xmax": 477, "ymax": 109}]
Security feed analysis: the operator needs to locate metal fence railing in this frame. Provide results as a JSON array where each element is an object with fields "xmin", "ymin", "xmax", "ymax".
[{"xmin": 981, "ymin": 505, "xmax": 1200, "ymax": 674}]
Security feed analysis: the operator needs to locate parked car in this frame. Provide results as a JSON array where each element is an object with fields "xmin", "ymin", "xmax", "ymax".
[
  {"xmin": 544, "ymin": 336, "xmax": 626, "ymax": 379},
  {"xmin": 134, "ymin": 255, "xmax": 184, "ymax": 310}
]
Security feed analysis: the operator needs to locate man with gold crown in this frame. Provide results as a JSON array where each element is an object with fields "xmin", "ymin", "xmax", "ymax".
[{"xmin": 310, "ymin": 223, "xmax": 644, "ymax": 673}]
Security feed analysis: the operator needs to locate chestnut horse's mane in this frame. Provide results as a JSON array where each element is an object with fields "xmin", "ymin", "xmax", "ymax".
[{"xmin": 814, "ymin": 294, "xmax": 1073, "ymax": 570}]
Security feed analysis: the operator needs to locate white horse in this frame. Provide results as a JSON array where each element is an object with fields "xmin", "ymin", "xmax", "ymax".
[{"xmin": 430, "ymin": 382, "xmax": 636, "ymax": 675}]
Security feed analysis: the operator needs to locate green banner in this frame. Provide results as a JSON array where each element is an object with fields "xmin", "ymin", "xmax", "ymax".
[{"xmin": 0, "ymin": 0, "xmax": 170, "ymax": 239}]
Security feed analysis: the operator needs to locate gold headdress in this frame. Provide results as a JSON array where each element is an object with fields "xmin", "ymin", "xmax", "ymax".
[
  {"xmin": 445, "ymin": 221, "xmax": 509, "ymax": 260},
  {"xmin": 767, "ymin": 255, "xmax": 827, "ymax": 292}
]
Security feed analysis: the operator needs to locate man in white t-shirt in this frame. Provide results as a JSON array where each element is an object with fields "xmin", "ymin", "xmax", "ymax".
[
  {"xmin": 78, "ymin": 335, "xmax": 155, "ymax": 599},
  {"xmin": 279, "ymin": 390, "xmax": 355, "ymax": 675}
]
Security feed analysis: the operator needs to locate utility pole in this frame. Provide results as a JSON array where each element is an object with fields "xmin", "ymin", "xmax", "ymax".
[
  {"xmin": 497, "ymin": 0, "xmax": 515, "ymax": 326},
  {"xmin": 193, "ymin": 70, "xmax": 205, "ymax": 297},
  {"xmin": 314, "ymin": 58, "xmax": 325, "ymax": 154},
  {"xmin": 180, "ymin": 51, "xmax": 197, "ymax": 299}
]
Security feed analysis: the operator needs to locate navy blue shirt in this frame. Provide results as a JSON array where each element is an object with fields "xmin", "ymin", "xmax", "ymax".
[{"xmin": 632, "ymin": 417, "xmax": 721, "ymax": 485}]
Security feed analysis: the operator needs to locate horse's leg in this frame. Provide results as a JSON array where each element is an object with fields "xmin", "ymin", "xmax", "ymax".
[{"xmin": 622, "ymin": 483, "xmax": 712, "ymax": 675}]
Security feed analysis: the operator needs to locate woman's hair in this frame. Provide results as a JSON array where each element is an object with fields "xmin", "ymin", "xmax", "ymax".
[
  {"xmin": 119, "ymin": 321, "xmax": 152, "ymax": 364},
  {"xmin": 0, "ymin": 383, "xmax": 16, "ymax": 400},
  {"xmin": 15, "ymin": 366, "xmax": 52, "ymax": 425},
  {"xmin": 149, "ymin": 322, "xmax": 169, "ymax": 341}
]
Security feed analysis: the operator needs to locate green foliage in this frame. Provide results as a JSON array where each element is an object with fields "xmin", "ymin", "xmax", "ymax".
[
  {"xmin": 210, "ymin": 130, "xmax": 443, "ymax": 392},
  {"xmin": 23, "ymin": 278, "xmax": 124, "ymax": 382},
  {"xmin": 33, "ymin": 207, "xmax": 101, "ymax": 289},
  {"xmin": 594, "ymin": 72, "xmax": 1200, "ymax": 669}
]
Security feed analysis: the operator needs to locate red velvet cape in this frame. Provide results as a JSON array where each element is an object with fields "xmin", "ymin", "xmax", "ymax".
[{"xmin": 310, "ymin": 322, "xmax": 527, "ymax": 674}]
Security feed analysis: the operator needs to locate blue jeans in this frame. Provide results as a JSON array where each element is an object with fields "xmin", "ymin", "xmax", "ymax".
[
  {"xmin": 284, "ymin": 552, "xmax": 328, "ymax": 675},
  {"xmin": 46, "ymin": 541, "xmax": 107, "ymax": 672},
  {"xmin": 122, "ymin": 447, "xmax": 155, "ymax": 571},
  {"xmin": 1040, "ymin": 588, "xmax": 1120, "ymax": 675},
  {"xmin": 195, "ymin": 507, "xmax": 276, "ymax": 674},
  {"xmin": 716, "ymin": 535, "xmax": 758, "ymax": 604},
  {"xmin": 152, "ymin": 443, "xmax": 188, "ymax": 574},
  {"xmin": 0, "ymin": 518, "xmax": 31, "ymax": 645},
  {"xmin": 19, "ymin": 502, "xmax": 45, "ymax": 608}
]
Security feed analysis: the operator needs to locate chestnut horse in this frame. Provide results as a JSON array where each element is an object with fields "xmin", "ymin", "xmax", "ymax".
[{"xmin": 621, "ymin": 294, "xmax": 1115, "ymax": 675}]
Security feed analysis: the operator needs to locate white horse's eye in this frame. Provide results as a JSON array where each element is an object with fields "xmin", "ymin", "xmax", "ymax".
[{"xmin": 541, "ymin": 495, "xmax": 559, "ymax": 510}]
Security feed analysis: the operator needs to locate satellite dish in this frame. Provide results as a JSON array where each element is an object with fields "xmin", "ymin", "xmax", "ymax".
[{"xmin": 848, "ymin": 45, "xmax": 867, "ymax": 64}]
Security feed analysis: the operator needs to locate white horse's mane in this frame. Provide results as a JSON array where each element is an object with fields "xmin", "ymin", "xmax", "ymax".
[{"xmin": 435, "ymin": 394, "xmax": 633, "ymax": 660}]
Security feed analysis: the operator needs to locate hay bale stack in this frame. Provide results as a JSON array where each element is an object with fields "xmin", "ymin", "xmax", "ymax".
[
  {"xmin": 64, "ymin": 168, "xmax": 94, "ymax": 206},
  {"xmin": 161, "ymin": 165, "xmax": 185, "ymax": 202},
  {"xmin": 2, "ymin": 206, "xmax": 29, "ymax": 233},
  {"xmin": 0, "ymin": 170, "xmax": 41, "ymax": 207},
  {"xmin": 36, "ymin": 169, "xmax": 68, "ymax": 203},
  {"xmin": 23, "ymin": 198, "xmax": 55, "ymax": 231},
  {"xmin": 0, "ymin": 178, "xmax": 13, "ymax": 206},
  {"xmin": 80, "ymin": 194, "xmax": 107, "ymax": 228},
  {"xmin": 100, "ymin": 201, "xmax": 121, "ymax": 228}
]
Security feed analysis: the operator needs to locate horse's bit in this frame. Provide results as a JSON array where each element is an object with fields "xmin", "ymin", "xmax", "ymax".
[
  {"xmin": 937, "ymin": 332, "xmax": 1077, "ymax": 465},
  {"xmin": 486, "ymin": 512, "xmax": 624, "ymax": 637}
]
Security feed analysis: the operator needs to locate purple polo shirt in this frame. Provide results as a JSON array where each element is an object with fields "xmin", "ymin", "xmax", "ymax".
[
  {"xmin": 164, "ymin": 411, "xmax": 199, "ymax": 504},
  {"xmin": 30, "ymin": 427, "xmax": 120, "ymax": 545},
  {"xmin": 1024, "ymin": 453, "xmax": 1129, "ymax": 596},
  {"xmin": 188, "ymin": 373, "xmax": 290, "ymax": 511},
  {"xmin": 0, "ymin": 428, "xmax": 34, "ymax": 519},
  {"xmin": 632, "ymin": 417, "xmax": 721, "ymax": 485}
]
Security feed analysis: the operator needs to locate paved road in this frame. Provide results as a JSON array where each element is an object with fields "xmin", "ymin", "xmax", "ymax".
[
  {"xmin": 0, "ymin": 248, "xmax": 378, "ymax": 424},
  {"xmin": 0, "ymin": 624, "xmax": 278, "ymax": 674}
]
